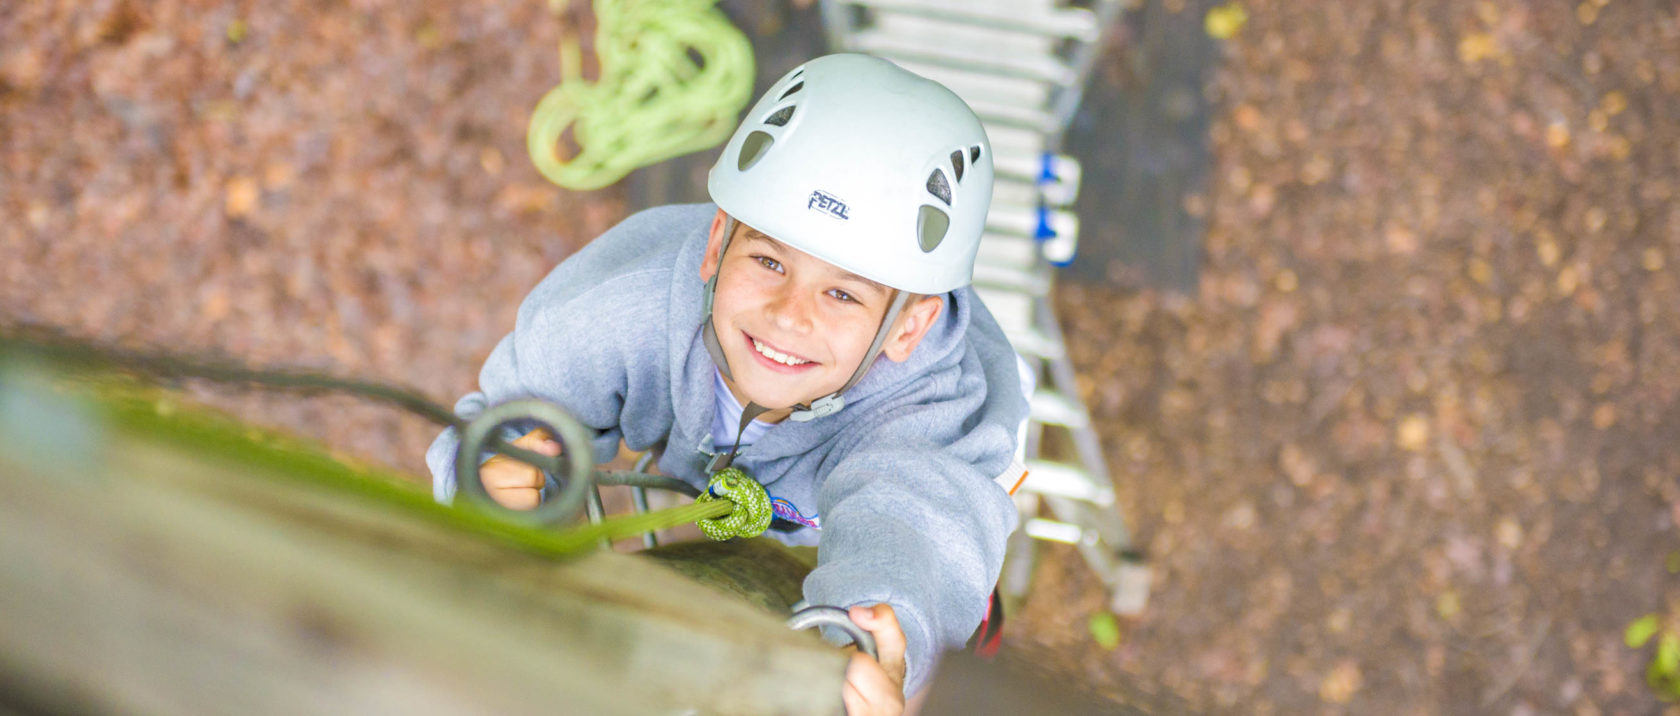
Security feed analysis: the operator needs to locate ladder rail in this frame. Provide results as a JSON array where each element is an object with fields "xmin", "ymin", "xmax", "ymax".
[{"xmin": 820, "ymin": 0, "xmax": 1149, "ymax": 615}]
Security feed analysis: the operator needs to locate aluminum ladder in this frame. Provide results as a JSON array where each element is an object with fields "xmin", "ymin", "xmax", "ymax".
[{"xmin": 820, "ymin": 0, "xmax": 1151, "ymax": 615}]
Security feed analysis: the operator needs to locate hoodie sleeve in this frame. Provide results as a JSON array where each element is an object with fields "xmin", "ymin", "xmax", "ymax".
[
  {"xmin": 425, "ymin": 275, "xmax": 643, "ymax": 503},
  {"xmin": 425, "ymin": 209, "xmax": 695, "ymax": 503},
  {"xmin": 799, "ymin": 377, "xmax": 1023, "ymax": 696}
]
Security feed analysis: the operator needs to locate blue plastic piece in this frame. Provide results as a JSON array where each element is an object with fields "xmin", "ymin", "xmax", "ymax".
[
  {"xmin": 1033, "ymin": 204, "xmax": 1056, "ymax": 240},
  {"xmin": 1037, "ymin": 152, "xmax": 1058, "ymax": 184}
]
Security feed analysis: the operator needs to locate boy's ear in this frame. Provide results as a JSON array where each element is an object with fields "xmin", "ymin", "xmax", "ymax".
[
  {"xmin": 881, "ymin": 294, "xmax": 945, "ymax": 363},
  {"xmin": 700, "ymin": 209, "xmax": 729, "ymax": 281}
]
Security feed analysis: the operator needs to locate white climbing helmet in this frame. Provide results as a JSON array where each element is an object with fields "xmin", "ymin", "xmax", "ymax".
[{"xmin": 707, "ymin": 53, "xmax": 994, "ymax": 296}]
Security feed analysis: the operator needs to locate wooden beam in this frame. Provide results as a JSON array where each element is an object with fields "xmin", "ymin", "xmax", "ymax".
[{"xmin": 0, "ymin": 388, "xmax": 847, "ymax": 715}]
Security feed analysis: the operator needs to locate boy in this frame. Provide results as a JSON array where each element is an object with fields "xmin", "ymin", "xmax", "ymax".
[{"xmin": 426, "ymin": 54, "xmax": 1027, "ymax": 714}]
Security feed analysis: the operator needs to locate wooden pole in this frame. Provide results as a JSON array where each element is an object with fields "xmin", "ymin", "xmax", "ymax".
[{"xmin": 0, "ymin": 379, "xmax": 847, "ymax": 715}]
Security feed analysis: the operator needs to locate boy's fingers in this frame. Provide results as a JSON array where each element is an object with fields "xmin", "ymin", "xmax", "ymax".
[
  {"xmin": 842, "ymin": 652, "xmax": 905, "ymax": 716},
  {"xmin": 481, "ymin": 459, "xmax": 546, "ymax": 490},
  {"xmin": 511, "ymin": 429, "xmax": 563, "ymax": 457},
  {"xmin": 488, "ymin": 486, "xmax": 542, "ymax": 511},
  {"xmin": 849, "ymin": 604, "xmax": 907, "ymax": 687},
  {"xmin": 483, "ymin": 471, "xmax": 544, "ymax": 491}
]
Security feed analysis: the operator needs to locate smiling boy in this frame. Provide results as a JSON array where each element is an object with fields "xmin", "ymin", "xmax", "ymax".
[{"xmin": 426, "ymin": 54, "xmax": 1028, "ymax": 714}]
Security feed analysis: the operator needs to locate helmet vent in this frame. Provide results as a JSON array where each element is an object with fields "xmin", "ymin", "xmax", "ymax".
[
  {"xmin": 926, "ymin": 169, "xmax": 952, "ymax": 206},
  {"xmin": 949, "ymin": 150, "xmax": 966, "ymax": 183},
  {"xmin": 779, "ymin": 81, "xmax": 804, "ymax": 100},
  {"xmin": 737, "ymin": 130, "xmax": 774, "ymax": 171},
  {"xmin": 764, "ymin": 105, "xmax": 796, "ymax": 127},
  {"xmin": 918, "ymin": 205, "xmax": 950, "ymax": 253},
  {"xmin": 969, "ymin": 144, "xmax": 982, "ymax": 164}
]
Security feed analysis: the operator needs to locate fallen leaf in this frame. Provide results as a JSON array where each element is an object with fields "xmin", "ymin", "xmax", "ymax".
[
  {"xmin": 1088, "ymin": 611, "xmax": 1121, "ymax": 650},
  {"xmin": 224, "ymin": 176, "xmax": 259, "ymax": 218},
  {"xmin": 1398, "ymin": 413, "xmax": 1430, "ymax": 451},
  {"xmin": 1319, "ymin": 660, "xmax": 1363, "ymax": 703},
  {"xmin": 1204, "ymin": 3, "xmax": 1248, "ymax": 39},
  {"xmin": 1436, "ymin": 590, "xmax": 1462, "ymax": 620}
]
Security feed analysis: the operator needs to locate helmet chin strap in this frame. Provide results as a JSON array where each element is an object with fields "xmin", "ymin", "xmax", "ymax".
[
  {"xmin": 785, "ymin": 290, "xmax": 909, "ymax": 422},
  {"xmin": 699, "ymin": 215, "xmax": 913, "ymax": 471}
]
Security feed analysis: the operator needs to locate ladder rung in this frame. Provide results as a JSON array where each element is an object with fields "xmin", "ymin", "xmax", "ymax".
[
  {"xmin": 1023, "ymin": 517, "xmax": 1090, "ymax": 545},
  {"xmin": 868, "ymin": 17, "xmax": 1060, "ymax": 56},
  {"xmin": 892, "ymin": 61, "xmax": 1056, "ymax": 108},
  {"xmin": 971, "ymin": 263, "xmax": 1050, "ymax": 296},
  {"xmin": 840, "ymin": 0, "xmax": 1101, "ymax": 41},
  {"xmin": 1008, "ymin": 327, "xmax": 1065, "ymax": 361},
  {"xmin": 973, "ymin": 287, "xmax": 1033, "ymax": 333},
  {"xmin": 971, "ymin": 103, "xmax": 1062, "ymax": 135},
  {"xmin": 977, "ymin": 232, "xmax": 1041, "ymax": 267},
  {"xmin": 991, "ymin": 178, "xmax": 1042, "ymax": 210},
  {"xmin": 990, "ymin": 152, "xmax": 1082, "ymax": 207},
  {"xmin": 845, "ymin": 31, "xmax": 1078, "ymax": 85},
  {"xmin": 981, "ymin": 124, "xmax": 1050, "ymax": 158},
  {"xmin": 970, "ymin": 288, "xmax": 1066, "ymax": 360},
  {"xmin": 1030, "ymin": 390, "xmax": 1089, "ymax": 429},
  {"xmin": 1021, "ymin": 459, "xmax": 1114, "ymax": 506},
  {"xmin": 987, "ymin": 204, "xmax": 1079, "ymax": 242}
]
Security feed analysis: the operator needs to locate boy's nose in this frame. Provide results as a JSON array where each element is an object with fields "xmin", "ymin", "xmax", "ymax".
[{"xmin": 765, "ymin": 288, "xmax": 814, "ymax": 333}]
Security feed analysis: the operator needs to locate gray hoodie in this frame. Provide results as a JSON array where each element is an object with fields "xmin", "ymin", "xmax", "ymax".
[{"xmin": 426, "ymin": 203, "xmax": 1027, "ymax": 694}]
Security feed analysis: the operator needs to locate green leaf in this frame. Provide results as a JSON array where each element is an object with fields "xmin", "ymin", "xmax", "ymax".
[
  {"xmin": 1658, "ymin": 634, "xmax": 1680, "ymax": 673},
  {"xmin": 1650, "ymin": 658, "xmax": 1680, "ymax": 701},
  {"xmin": 1666, "ymin": 551, "xmax": 1680, "ymax": 575},
  {"xmin": 1088, "ymin": 611, "xmax": 1121, "ymax": 651},
  {"xmin": 1627, "ymin": 614, "xmax": 1661, "ymax": 648}
]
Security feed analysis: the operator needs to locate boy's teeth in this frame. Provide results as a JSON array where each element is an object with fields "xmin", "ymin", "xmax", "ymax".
[{"xmin": 752, "ymin": 338, "xmax": 809, "ymax": 366}]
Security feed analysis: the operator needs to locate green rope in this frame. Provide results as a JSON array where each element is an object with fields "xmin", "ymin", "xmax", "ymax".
[
  {"xmin": 543, "ymin": 499, "xmax": 733, "ymax": 550},
  {"xmin": 482, "ymin": 467, "xmax": 771, "ymax": 550},
  {"xmin": 527, "ymin": 0, "xmax": 755, "ymax": 190},
  {"xmin": 694, "ymin": 467, "xmax": 772, "ymax": 540}
]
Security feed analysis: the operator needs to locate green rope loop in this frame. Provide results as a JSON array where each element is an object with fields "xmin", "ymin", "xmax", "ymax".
[
  {"xmin": 527, "ymin": 0, "xmax": 755, "ymax": 190},
  {"xmin": 694, "ymin": 467, "xmax": 772, "ymax": 541}
]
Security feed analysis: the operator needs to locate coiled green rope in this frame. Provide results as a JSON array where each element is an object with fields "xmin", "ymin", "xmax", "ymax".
[
  {"xmin": 694, "ymin": 467, "xmax": 773, "ymax": 540},
  {"xmin": 538, "ymin": 468, "xmax": 772, "ymax": 550},
  {"xmin": 527, "ymin": 0, "xmax": 755, "ymax": 190}
]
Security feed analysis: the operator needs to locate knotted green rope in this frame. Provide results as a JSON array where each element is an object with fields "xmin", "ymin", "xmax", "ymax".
[
  {"xmin": 694, "ymin": 467, "xmax": 772, "ymax": 541},
  {"xmin": 527, "ymin": 0, "xmax": 755, "ymax": 190},
  {"xmin": 521, "ymin": 467, "xmax": 768, "ymax": 550}
]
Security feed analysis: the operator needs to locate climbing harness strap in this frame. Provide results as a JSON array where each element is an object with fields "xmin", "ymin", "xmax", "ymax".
[{"xmin": 526, "ymin": 0, "xmax": 755, "ymax": 190}]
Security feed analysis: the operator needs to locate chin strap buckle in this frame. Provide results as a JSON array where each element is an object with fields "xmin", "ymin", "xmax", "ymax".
[{"xmin": 789, "ymin": 394, "xmax": 844, "ymax": 422}]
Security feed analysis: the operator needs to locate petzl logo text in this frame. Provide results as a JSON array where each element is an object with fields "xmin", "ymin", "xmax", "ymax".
[{"xmin": 807, "ymin": 190, "xmax": 849, "ymax": 220}]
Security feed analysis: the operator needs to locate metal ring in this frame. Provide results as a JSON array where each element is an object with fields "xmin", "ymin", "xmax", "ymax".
[
  {"xmin": 786, "ymin": 605, "xmax": 878, "ymax": 662},
  {"xmin": 453, "ymin": 399, "xmax": 596, "ymax": 526}
]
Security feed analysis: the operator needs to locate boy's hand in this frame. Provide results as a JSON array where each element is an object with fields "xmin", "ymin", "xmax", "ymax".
[
  {"xmin": 842, "ymin": 603, "xmax": 908, "ymax": 716},
  {"xmin": 478, "ymin": 428, "xmax": 560, "ymax": 510}
]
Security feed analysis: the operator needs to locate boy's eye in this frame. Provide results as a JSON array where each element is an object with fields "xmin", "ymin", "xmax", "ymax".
[
  {"xmin": 753, "ymin": 255, "xmax": 783, "ymax": 272},
  {"xmin": 828, "ymin": 289, "xmax": 856, "ymax": 303}
]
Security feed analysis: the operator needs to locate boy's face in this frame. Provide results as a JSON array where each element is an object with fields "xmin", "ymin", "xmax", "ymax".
[{"xmin": 700, "ymin": 212, "xmax": 943, "ymax": 415}]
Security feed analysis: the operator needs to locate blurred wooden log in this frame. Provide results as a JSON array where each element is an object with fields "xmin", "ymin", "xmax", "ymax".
[
  {"xmin": 0, "ymin": 380, "xmax": 846, "ymax": 715},
  {"xmin": 642, "ymin": 538, "xmax": 816, "ymax": 616}
]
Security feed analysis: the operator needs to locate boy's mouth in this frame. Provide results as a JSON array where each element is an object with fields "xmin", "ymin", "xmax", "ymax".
[{"xmin": 743, "ymin": 332, "xmax": 815, "ymax": 371}]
